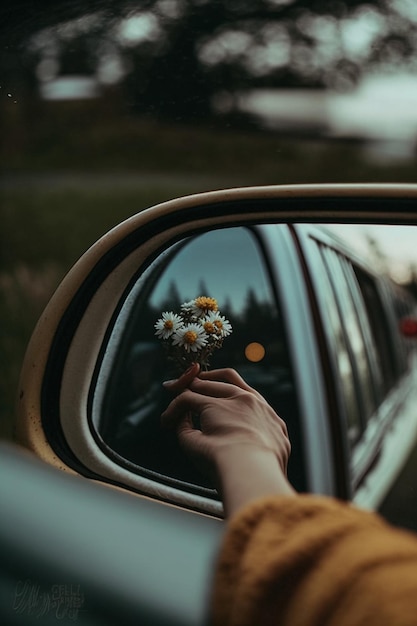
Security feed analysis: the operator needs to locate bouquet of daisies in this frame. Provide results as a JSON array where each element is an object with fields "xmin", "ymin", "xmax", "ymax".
[{"xmin": 155, "ymin": 296, "xmax": 232, "ymax": 372}]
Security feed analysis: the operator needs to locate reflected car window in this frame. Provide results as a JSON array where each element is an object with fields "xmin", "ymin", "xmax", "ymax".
[
  {"xmin": 94, "ymin": 226, "xmax": 304, "ymax": 493},
  {"xmin": 323, "ymin": 246, "xmax": 376, "ymax": 426},
  {"xmin": 313, "ymin": 242, "xmax": 361, "ymax": 447}
]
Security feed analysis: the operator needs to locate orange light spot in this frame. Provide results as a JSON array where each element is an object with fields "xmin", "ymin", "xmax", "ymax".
[{"xmin": 245, "ymin": 342, "xmax": 265, "ymax": 362}]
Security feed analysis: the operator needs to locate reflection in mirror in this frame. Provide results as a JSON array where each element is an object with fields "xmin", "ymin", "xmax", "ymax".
[
  {"xmin": 93, "ymin": 222, "xmax": 417, "ymax": 508},
  {"xmin": 94, "ymin": 226, "xmax": 302, "ymax": 495},
  {"xmin": 326, "ymin": 225, "xmax": 417, "ymax": 286}
]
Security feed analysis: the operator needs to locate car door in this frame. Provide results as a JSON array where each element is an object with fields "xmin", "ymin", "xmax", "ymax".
[
  {"xmin": 11, "ymin": 184, "xmax": 417, "ymax": 624},
  {"xmin": 294, "ymin": 223, "xmax": 417, "ymax": 529}
]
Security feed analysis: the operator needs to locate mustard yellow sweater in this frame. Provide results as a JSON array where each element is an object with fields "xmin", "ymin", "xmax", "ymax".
[{"xmin": 212, "ymin": 495, "xmax": 417, "ymax": 626}]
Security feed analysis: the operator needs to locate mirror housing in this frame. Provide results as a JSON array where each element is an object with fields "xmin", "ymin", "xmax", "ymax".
[{"xmin": 14, "ymin": 183, "xmax": 417, "ymax": 512}]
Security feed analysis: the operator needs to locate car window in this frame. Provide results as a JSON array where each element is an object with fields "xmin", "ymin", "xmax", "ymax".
[
  {"xmin": 340, "ymin": 257, "xmax": 385, "ymax": 404},
  {"xmin": 304, "ymin": 232, "xmax": 410, "ymax": 454},
  {"xmin": 352, "ymin": 265, "xmax": 398, "ymax": 395},
  {"xmin": 93, "ymin": 226, "xmax": 305, "ymax": 494},
  {"xmin": 308, "ymin": 241, "xmax": 361, "ymax": 447},
  {"xmin": 389, "ymin": 283, "xmax": 417, "ymax": 374},
  {"xmin": 306, "ymin": 230, "xmax": 417, "ymax": 500},
  {"xmin": 322, "ymin": 246, "xmax": 377, "ymax": 427}
]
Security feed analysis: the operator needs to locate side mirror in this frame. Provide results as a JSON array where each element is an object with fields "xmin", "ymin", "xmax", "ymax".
[{"xmin": 14, "ymin": 183, "xmax": 417, "ymax": 516}]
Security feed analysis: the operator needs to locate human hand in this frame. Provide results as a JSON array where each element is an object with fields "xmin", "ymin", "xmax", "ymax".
[{"xmin": 162, "ymin": 367, "xmax": 294, "ymax": 514}]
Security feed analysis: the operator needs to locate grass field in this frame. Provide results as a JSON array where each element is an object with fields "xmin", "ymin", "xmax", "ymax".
[{"xmin": 2, "ymin": 98, "xmax": 417, "ymax": 439}]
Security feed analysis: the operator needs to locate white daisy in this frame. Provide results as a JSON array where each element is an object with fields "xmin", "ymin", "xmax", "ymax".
[
  {"xmin": 191, "ymin": 296, "xmax": 218, "ymax": 318},
  {"xmin": 202, "ymin": 311, "xmax": 233, "ymax": 338},
  {"xmin": 180, "ymin": 300, "xmax": 195, "ymax": 314},
  {"xmin": 154, "ymin": 311, "xmax": 183, "ymax": 340},
  {"xmin": 172, "ymin": 323, "xmax": 208, "ymax": 352}
]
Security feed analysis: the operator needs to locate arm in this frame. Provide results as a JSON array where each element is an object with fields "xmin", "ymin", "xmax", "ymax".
[
  {"xmin": 162, "ymin": 366, "xmax": 417, "ymax": 626},
  {"xmin": 214, "ymin": 445, "xmax": 294, "ymax": 517},
  {"xmin": 211, "ymin": 493, "xmax": 417, "ymax": 626}
]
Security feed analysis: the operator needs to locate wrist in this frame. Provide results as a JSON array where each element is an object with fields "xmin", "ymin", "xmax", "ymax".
[{"xmin": 214, "ymin": 444, "xmax": 295, "ymax": 518}]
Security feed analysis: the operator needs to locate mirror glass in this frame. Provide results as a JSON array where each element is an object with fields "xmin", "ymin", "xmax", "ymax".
[
  {"xmin": 95, "ymin": 226, "xmax": 303, "ymax": 492},
  {"xmin": 93, "ymin": 222, "xmax": 417, "ymax": 516}
]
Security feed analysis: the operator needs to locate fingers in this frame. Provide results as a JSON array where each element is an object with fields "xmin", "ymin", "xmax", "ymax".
[
  {"xmin": 189, "ymin": 377, "xmax": 246, "ymax": 399},
  {"xmin": 162, "ymin": 362, "xmax": 200, "ymax": 394},
  {"xmin": 176, "ymin": 415, "xmax": 203, "ymax": 449},
  {"xmin": 197, "ymin": 369, "xmax": 266, "ymax": 402},
  {"xmin": 163, "ymin": 366, "xmax": 254, "ymax": 400},
  {"xmin": 161, "ymin": 388, "xmax": 213, "ymax": 429},
  {"xmin": 163, "ymin": 367, "xmax": 256, "ymax": 396},
  {"xmin": 198, "ymin": 368, "xmax": 259, "ymax": 394}
]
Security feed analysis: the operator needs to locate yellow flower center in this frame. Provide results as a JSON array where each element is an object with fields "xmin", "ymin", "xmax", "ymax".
[
  {"xmin": 195, "ymin": 296, "xmax": 218, "ymax": 312},
  {"xmin": 203, "ymin": 321, "xmax": 216, "ymax": 334},
  {"xmin": 184, "ymin": 330, "xmax": 198, "ymax": 344},
  {"xmin": 214, "ymin": 320, "xmax": 223, "ymax": 330},
  {"xmin": 164, "ymin": 320, "xmax": 174, "ymax": 329}
]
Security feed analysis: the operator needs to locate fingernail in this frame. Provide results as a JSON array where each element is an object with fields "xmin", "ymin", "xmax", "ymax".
[{"xmin": 162, "ymin": 363, "xmax": 197, "ymax": 387}]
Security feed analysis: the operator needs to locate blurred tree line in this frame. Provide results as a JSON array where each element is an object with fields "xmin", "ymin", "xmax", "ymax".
[{"xmin": 2, "ymin": 0, "xmax": 417, "ymax": 127}]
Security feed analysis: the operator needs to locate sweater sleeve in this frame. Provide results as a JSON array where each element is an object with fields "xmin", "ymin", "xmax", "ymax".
[{"xmin": 211, "ymin": 494, "xmax": 417, "ymax": 626}]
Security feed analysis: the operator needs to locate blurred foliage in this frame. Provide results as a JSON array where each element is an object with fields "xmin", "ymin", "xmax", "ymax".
[
  {"xmin": 2, "ymin": 98, "xmax": 417, "ymax": 180},
  {"xmin": 3, "ymin": 0, "xmax": 417, "ymax": 124},
  {"xmin": 0, "ymin": 183, "xmax": 198, "ymax": 439}
]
